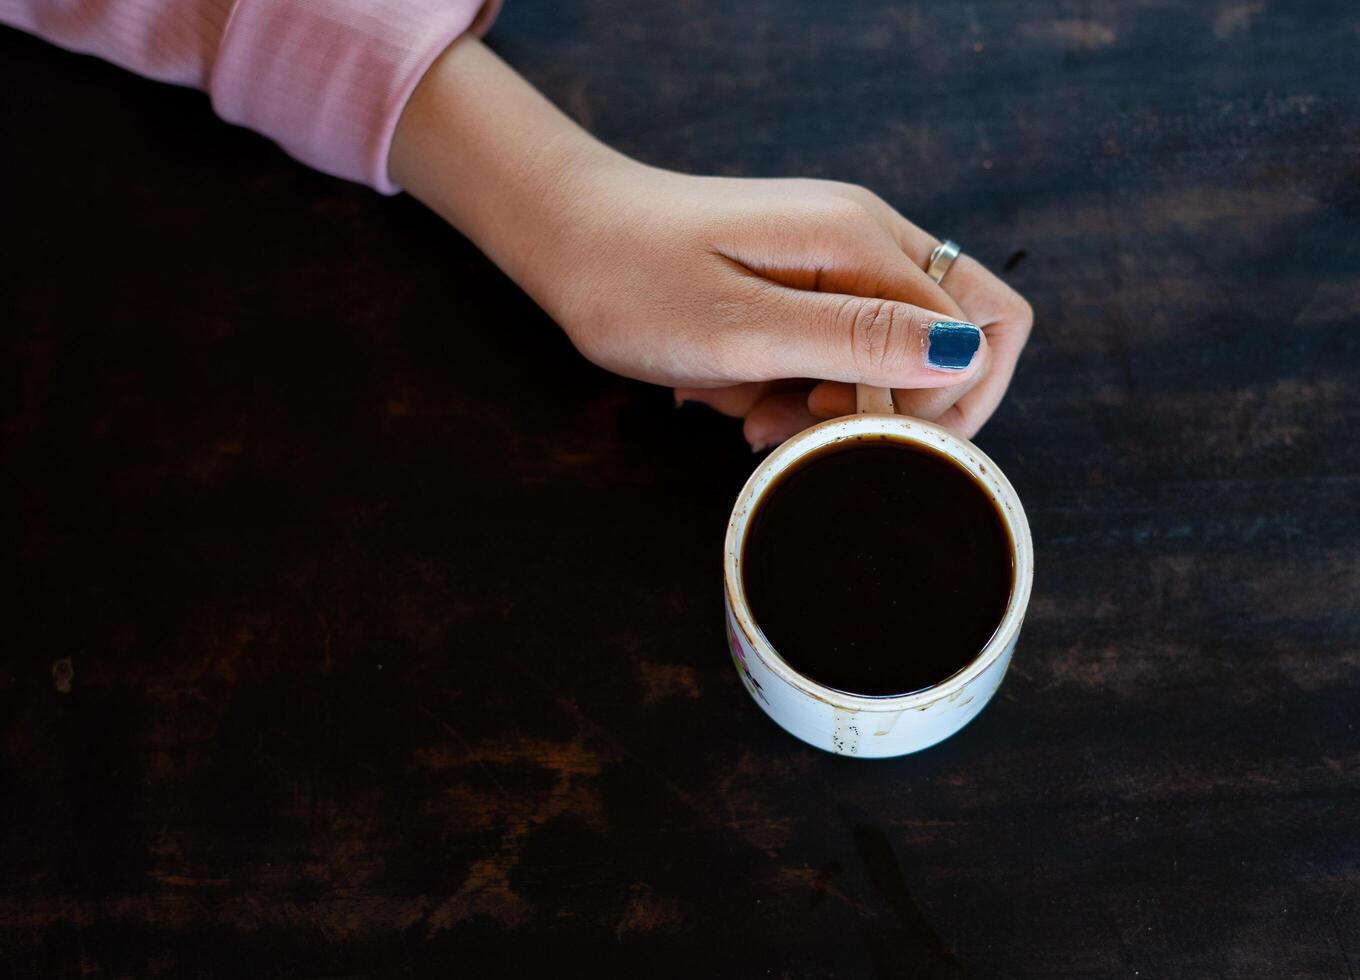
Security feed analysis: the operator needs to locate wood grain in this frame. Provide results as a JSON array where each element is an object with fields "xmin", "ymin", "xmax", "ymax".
[{"xmin": 2, "ymin": 0, "xmax": 1358, "ymax": 975}]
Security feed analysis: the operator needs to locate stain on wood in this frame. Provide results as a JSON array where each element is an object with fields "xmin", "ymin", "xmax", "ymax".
[{"xmin": 2, "ymin": 0, "xmax": 1358, "ymax": 975}]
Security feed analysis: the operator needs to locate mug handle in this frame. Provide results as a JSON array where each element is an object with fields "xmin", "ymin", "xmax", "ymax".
[{"xmin": 855, "ymin": 384, "xmax": 896, "ymax": 415}]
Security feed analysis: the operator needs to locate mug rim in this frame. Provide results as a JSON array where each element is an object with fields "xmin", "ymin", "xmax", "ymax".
[{"xmin": 723, "ymin": 414, "xmax": 1034, "ymax": 713}]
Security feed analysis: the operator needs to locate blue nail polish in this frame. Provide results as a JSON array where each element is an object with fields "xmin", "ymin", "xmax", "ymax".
[{"xmin": 927, "ymin": 321, "xmax": 981, "ymax": 371}]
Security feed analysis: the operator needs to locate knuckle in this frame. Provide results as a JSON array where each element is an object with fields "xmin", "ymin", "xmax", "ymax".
[
  {"xmin": 843, "ymin": 298, "xmax": 912, "ymax": 378},
  {"xmin": 828, "ymin": 180, "xmax": 884, "ymax": 209},
  {"xmin": 818, "ymin": 193, "xmax": 876, "ymax": 230},
  {"xmin": 955, "ymin": 411, "xmax": 983, "ymax": 440},
  {"xmin": 999, "ymin": 288, "xmax": 1034, "ymax": 333},
  {"xmin": 1009, "ymin": 297, "xmax": 1035, "ymax": 342}
]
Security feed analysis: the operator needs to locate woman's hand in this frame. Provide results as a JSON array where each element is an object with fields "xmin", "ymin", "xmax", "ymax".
[
  {"xmin": 392, "ymin": 38, "xmax": 1031, "ymax": 448},
  {"xmin": 543, "ymin": 168, "xmax": 1033, "ymax": 448}
]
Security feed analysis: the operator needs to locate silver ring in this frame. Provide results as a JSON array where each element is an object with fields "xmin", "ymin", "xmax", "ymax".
[{"xmin": 926, "ymin": 239, "xmax": 961, "ymax": 284}]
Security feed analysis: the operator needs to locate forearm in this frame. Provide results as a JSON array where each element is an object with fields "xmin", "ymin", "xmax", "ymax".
[{"xmin": 390, "ymin": 37, "xmax": 634, "ymax": 298}]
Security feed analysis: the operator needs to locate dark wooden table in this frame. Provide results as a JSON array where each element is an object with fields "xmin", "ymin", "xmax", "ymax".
[{"xmin": 4, "ymin": 1, "xmax": 1359, "ymax": 976}]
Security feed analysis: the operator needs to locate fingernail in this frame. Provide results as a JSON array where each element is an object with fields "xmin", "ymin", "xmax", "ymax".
[
  {"xmin": 749, "ymin": 439, "xmax": 772, "ymax": 454},
  {"xmin": 926, "ymin": 321, "xmax": 981, "ymax": 371}
]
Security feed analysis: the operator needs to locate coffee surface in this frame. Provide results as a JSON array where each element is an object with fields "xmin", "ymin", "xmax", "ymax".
[{"xmin": 742, "ymin": 437, "xmax": 1013, "ymax": 696}]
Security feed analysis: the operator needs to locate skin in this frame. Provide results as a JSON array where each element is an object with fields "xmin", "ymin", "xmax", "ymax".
[{"xmin": 391, "ymin": 37, "xmax": 1033, "ymax": 450}]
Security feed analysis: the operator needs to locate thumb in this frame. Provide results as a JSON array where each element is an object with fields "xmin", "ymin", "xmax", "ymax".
[{"xmin": 754, "ymin": 288, "xmax": 987, "ymax": 389}]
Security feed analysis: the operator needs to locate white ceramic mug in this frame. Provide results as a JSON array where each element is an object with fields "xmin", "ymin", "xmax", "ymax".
[{"xmin": 722, "ymin": 388, "xmax": 1034, "ymax": 758}]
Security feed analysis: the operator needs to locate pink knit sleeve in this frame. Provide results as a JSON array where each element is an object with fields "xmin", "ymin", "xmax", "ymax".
[{"xmin": 0, "ymin": 0, "xmax": 502, "ymax": 193}]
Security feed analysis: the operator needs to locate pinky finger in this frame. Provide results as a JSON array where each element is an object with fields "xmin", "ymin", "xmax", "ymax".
[
  {"xmin": 808, "ymin": 380, "xmax": 855, "ymax": 419},
  {"xmin": 744, "ymin": 387, "xmax": 821, "ymax": 452},
  {"xmin": 674, "ymin": 382, "xmax": 770, "ymax": 417}
]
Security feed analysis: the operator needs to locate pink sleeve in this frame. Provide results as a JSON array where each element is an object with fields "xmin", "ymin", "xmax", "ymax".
[{"xmin": 0, "ymin": 0, "xmax": 502, "ymax": 193}]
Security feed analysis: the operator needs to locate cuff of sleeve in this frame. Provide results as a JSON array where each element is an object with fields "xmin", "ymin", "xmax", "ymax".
[{"xmin": 211, "ymin": 0, "xmax": 501, "ymax": 194}]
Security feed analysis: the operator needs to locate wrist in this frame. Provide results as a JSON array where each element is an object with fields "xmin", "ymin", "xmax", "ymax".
[
  {"xmin": 390, "ymin": 37, "xmax": 640, "ymax": 300},
  {"xmin": 478, "ymin": 125, "xmax": 635, "ymax": 298}
]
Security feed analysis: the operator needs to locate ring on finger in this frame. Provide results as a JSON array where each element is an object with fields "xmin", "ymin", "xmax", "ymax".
[{"xmin": 926, "ymin": 239, "xmax": 961, "ymax": 285}]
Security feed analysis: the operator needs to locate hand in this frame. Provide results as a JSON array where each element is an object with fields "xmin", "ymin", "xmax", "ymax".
[
  {"xmin": 392, "ymin": 39, "xmax": 1032, "ymax": 448},
  {"xmin": 552, "ymin": 169, "xmax": 1032, "ymax": 448}
]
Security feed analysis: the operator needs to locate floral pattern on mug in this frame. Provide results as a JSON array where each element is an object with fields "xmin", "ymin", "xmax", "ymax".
[{"xmin": 726, "ymin": 611, "xmax": 768, "ymax": 705}]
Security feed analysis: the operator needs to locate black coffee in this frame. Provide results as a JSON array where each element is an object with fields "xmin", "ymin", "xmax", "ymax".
[{"xmin": 742, "ymin": 437, "xmax": 1013, "ymax": 696}]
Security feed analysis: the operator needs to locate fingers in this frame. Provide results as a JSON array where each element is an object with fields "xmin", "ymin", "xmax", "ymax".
[
  {"xmin": 743, "ymin": 284, "xmax": 989, "ymax": 390},
  {"xmin": 746, "ymin": 235, "xmax": 971, "ymax": 326},
  {"xmin": 726, "ymin": 205, "xmax": 981, "ymax": 419},
  {"xmin": 807, "ymin": 381, "xmax": 855, "ymax": 418},
  {"xmin": 864, "ymin": 205, "xmax": 1033, "ymax": 436},
  {"xmin": 916, "ymin": 253, "xmax": 1032, "ymax": 437},
  {"xmin": 798, "ymin": 252, "xmax": 1031, "ymax": 438},
  {"xmin": 675, "ymin": 380, "xmax": 818, "ymax": 451},
  {"xmin": 806, "ymin": 341, "xmax": 990, "ymax": 432},
  {"xmin": 806, "ymin": 274, "xmax": 1029, "ymax": 438},
  {"xmin": 888, "ymin": 338, "xmax": 992, "ymax": 423},
  {"xmin": 676, "ymin": 185, "xmax": 1030, "ymax": 445},
  {"xmin": 673, "ymin": 381, "xmax": 770, "ymax": 417},
  {"xmin": 742, "ymin": 386, "xmax": 821, "ymax": 452},
  {"xmin": 676, "ymin": 381, "xmax": 820, "ymax": 451}
]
